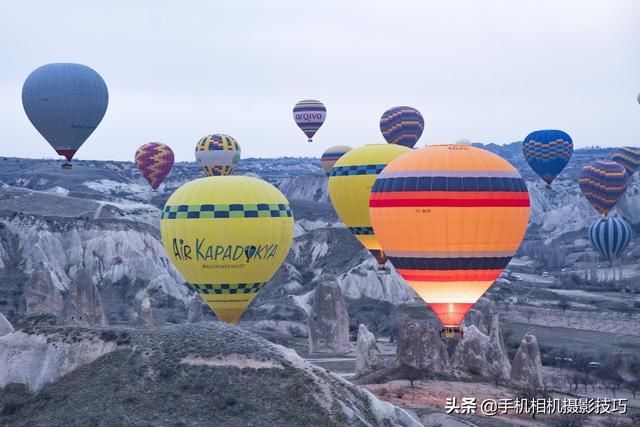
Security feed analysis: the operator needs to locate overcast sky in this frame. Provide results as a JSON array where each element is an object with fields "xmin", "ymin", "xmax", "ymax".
[{"xmin": 2, "ymin": 1, "xmax": 639, "ymax": 161}]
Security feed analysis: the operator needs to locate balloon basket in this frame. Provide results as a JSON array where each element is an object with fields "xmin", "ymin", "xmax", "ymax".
[
  {"xmin": 308, "ymin": 139, "xmax": 313, "ymax": 143},
  {"xmin": 61, "ymin": 162, "xmax": 72, "ymax": 170},
  {"xmin": 440, "ymin": 326, "xmax": 463, "ymax": 340}
]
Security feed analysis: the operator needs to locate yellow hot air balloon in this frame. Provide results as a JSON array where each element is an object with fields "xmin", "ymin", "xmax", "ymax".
[
  {"xmin": 160, "ymin": 176, "xmax": 294, "ymax": 323},
  {"xmin": 328, "ymin": 144, "xmax": 411, "ymax": 267},
  {"xmin": 369, "ymin": 145, "xmax": 530, "ymax": 338}
]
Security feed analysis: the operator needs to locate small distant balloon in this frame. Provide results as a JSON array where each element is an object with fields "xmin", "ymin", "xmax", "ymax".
[
  {"xmin": 522, "ymin": 130, "xmax": 573, "ymax": 186},
  {"xmin": 589, "ymin": 217, "xmax": 631, "ymax": 263},
  {"xmin": 320, "ymin": 145, "xmax": 352, "ymax": 176},
  {"xmin": 293, "ymin": 100, "xmax": 326, "ymax": 142},
  {"xmin": 22, "ymin": 63, "xmax": 108, "ymax": 163},
  {"xmin": 578, "ymin": 160, "xmax": 628, "ymax": 217},
  {"xmin": 379, "ymin": 106, "xmax": 424, "ymax": 148},
  {"xmin": 135, "ymin": 143, "xmax": 174, "ymax": 190},
  {"xmin": 195, "ymin": 134, "xmax": 241, "ymax": 176},
  {"xmin": 610, "ymin": 147, "xmax": 640, "ymax": 176}
]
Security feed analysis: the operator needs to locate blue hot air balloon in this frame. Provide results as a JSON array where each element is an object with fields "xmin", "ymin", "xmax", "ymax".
[
  {"xmin": 589, "ymin": 217, "xmax": 631, "ymax": 263},
  {"xmin": 522, "ymin": 130, "xmax": 573, "ymax": 186},
  {"xmin": 22, "ymin": 63, "xmax": 108, "ymax": 166},
  {"xmin": 379, "ymin": 106, "xmax": 424, "ymax": 148}
]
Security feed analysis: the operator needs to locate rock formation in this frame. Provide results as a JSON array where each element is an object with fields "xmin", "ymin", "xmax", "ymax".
[
  {"xmin": 0, "ymin": 324, "xmax": 420, "ymax": 427},
  {"xmin": 511, "ymin": 332, "xmax": 543, "ymax": 388},
  {"xmin": 355, "ymin": 324, "xmax": 386, "ymax": 377},
  {"xmin": 0, "ymin": 312, "xmax": 13, "ymax": 337},
  {"xmin": 0, "ymin": 330, "xmax": 118, "ymax": 391},
  {"xmin": 486, "ymin": 313, "xmax": 511, "ymax": 381},
  {"xmin": 396, "ymin": 319, "xmax": 450, "ymax": 373},
  {"xmin": 186, "ymin": 296, "xmax": 205, "ymax": 323},
  {"xmin": 463, "ymin": 308, "xmax": 488, "ymax": 335},
  {"xmin": 131, "ymin": 289, "xmax": 154, "ymax": 327},
  {"xmin": 308, "ymin": 277, "xmax": 350, "ymax": 354},
  {"xmin": 22, "ymin": 268, "xmax": 65, "ymax": 316},
  {"xmin": 61, "ymin": 269, "xmax": 108, "ymax": 326},
  {"xmin": 451, "ymin": 326, "xmax": 490, "ymax": 376},
  {"xmin": 452, "ymin": 314, "xmax": 511, "ymax": 381}
]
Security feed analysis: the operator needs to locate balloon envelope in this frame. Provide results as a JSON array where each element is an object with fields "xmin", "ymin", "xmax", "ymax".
[
  {"xmin": 293, "ymin": 100, "xmax": 326, "ymax": 142},
  {"xmin": 369, "ymin": 145, "xmax": 530, "ymax": 327},
  {"xmin": 379, "ymin": 106, "xmax": 424, "ymax": 148},
  {"xmin": 328, "ymin": 144, "xmax": 411, "ymax": 265},
  {"xmin": 522, "ymin": 130, "xmax": 573, "ymax": 185},
  {"xmin": 320, "ymin": 145, "xmax": 352, "ymax": 176},
  {"xmin": 578, "ymin": 160, "xmax": 628, "ymax": 217},
  {"xmin": 589, "ymin": 217, "xmax": 631, "ymax": 263},
  {"xmin": 610, "ymin": 147, "xmax": 640, "ymax": 176},
  {"xmin": 195, "ymin": 134, "xmax": 241, "ymax": 176},
  {"xmin": 22, "ymin": 63, "xmax": 108, "ymax": 161},
  {"xmin": 160, "ymin": 176, "xmax": 294, "ymax": 324},
  {"xmin": 135, "ymin": 143, "xmax": 174, "ymax": 190}
]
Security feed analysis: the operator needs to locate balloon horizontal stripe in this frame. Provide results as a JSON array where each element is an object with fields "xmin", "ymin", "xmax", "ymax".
[
  {"xmin": 372, "ymin": 176, "xmax": 527, "ymax": 192},
  {"xmin": 379, "ymin": 170, "xmax": 522, "ymax": 179},
  {"xmin": 397, "ymin": 269, "xmax": 503, "ymax": 281},
  {"xmin": 162, "ymin": 203, "xmax": 292, "ymax": 219},
  {"xmin": 189, "ymin": 283, "xmax": 265, "ymax": 295},
  {"xmin": 389, "ymin": 256, "xmax": 511, "ymax": 270},
  {"xmin": 385, "ymin": 249, "xmax": 516, "ymax": 258},
  {"xmin": 330, "ymin": 164, "xmax": 387, "ymax": 176},
  {"xmin": 370, "ymin": 193, "xmax": 530, "ymax": 208},
  {"xmin": 348, "ymin": 226, "xmax": 375, "ymax": 235},
  {"xmin": 321, "ymin": 153, "xmax": 347, "ymax": 159}
]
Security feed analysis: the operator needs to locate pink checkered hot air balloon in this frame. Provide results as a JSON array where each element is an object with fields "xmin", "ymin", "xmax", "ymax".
[{"xmin": 135, "ymin": 142, "xmax": 175, "ymax": 190}]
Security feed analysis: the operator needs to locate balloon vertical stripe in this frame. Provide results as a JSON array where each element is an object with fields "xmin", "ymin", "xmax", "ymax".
[{"xmin": 588, "ymin": 217, "xmax": 631, "ymax": 263}]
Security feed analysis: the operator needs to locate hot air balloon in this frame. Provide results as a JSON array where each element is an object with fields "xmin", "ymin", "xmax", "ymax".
[
  {"xmin": 22, "ymin": 63, "xmax": 108, "ymax": 168},
  {"xmin": 369, "ymin": 144, "xmax": 530, "ymax": 338},
  {"xmin": 578, "ymin": 160, "xmax": 628, "ymax": 217},
  {"xmin": 320, "ymin": 145, "xmax": 352, "ymax": 176},
  {"xmin": 328, "ymin": 144, "xmax": 411, "ymax": 268},
  {"xmin": 293, "ymin": 100, "xmax": 326, "ymax": 142},
  {"xmin": 160, "ymin": 176, "xmax": 294, "ymax": 324},
  {"xmin": 610, "ymin": 147, "xmax": 640, "ymax": 176},
  {"xmin": 195, "ymin": 134, "xmax": 241, "ymax": 176},
  {"xmin": 589, "ymin": 217, "xmax": 631, "ymax": 263},
  {"xmin": 522, "ymin": 130, "xmax": 573, "ymax": 186},
  {"xmin": 379, "ymin": 106, "xmax": 424, "ymax": 148},
  {"xmin": 135, "ymin": 143, "xmax": 174, "ymax": 190}
]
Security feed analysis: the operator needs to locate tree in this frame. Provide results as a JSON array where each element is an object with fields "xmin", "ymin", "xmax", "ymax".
[
  {"xmin": 557, "ymin": 296, "xmax": 570, "ymax": 313},
  {"xmin": 399, "ymin": 364, "xmax": 422, "ymax": 388},
  {"xmin": 626, "ymin": 379, "xmax": 640, "ymax": 399}
]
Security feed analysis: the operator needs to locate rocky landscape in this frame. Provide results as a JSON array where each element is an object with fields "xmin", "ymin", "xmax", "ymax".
[{"xmin": 1, "ymin": 143, "xmax": 640, "ymax": 425}]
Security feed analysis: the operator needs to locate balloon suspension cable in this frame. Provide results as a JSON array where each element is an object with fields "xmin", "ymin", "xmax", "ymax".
[{"xmin": 439, "ymin": 326, "xmax": 464, "ymax": 340}]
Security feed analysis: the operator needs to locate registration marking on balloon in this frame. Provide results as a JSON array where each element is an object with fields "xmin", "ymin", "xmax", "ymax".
[
  {"xmin": 160, "ymin": 177, "xmax": 294, "ymax": 324},
  {"xmin": 370, "ymin": 144, "xmax": 530, "ymax": 328}
]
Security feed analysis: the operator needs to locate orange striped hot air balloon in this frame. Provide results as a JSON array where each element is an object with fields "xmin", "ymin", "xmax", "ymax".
[{"xmin": 369, "ymin": 144, "xmax": 530, "ymax": 338}]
